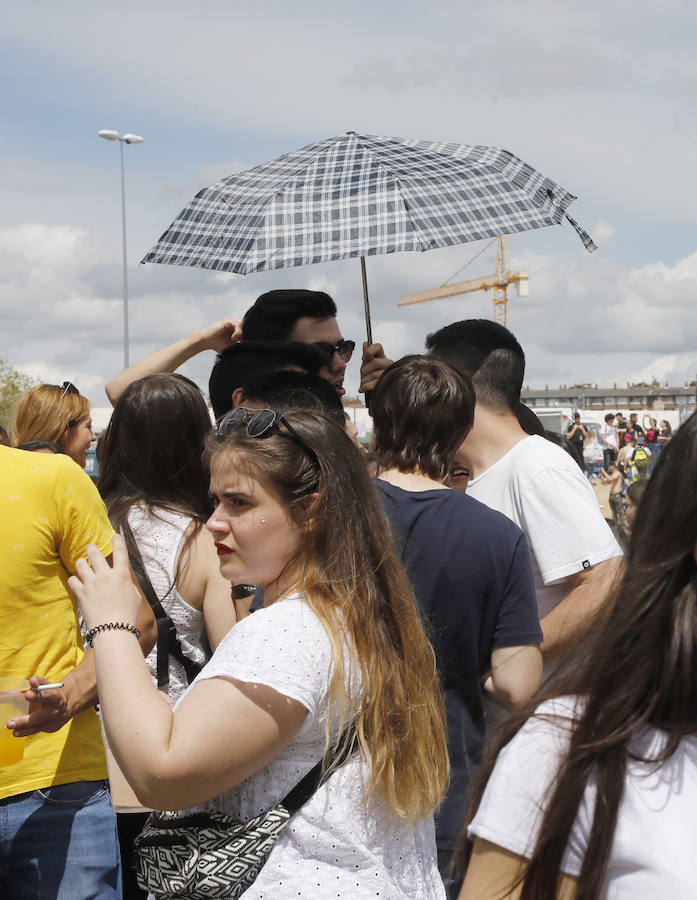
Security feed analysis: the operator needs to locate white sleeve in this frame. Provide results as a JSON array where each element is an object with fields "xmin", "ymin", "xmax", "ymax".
[
  {"xmin": 468, "ymin": 698, "xmax": 589, "ymax": 877},
  {"xmin": 195, "ymin": 596, "xmax": 333, "ymax": 719},
  {"xmin": 519, "ymin": 465, "xmax": 622, "ymax": 584}
]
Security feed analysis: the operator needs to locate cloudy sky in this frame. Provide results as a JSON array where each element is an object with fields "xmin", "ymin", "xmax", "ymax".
[{"xmin": 2, "ymin": 0, "xmax": 696, "ymax": 407}]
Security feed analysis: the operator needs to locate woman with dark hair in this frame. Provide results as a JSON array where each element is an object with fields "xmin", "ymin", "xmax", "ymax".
[
  {"xmin": 98, "ymin": 373, "xmax": 236, "ymax": 898},
  {"xmin": 10, "ymin": 382, "xmax": 94, "ymax": 467},
  {"xmin": 459, "ymin": 410, "xmax": 697, "ymax": 899},
  {"xmin": 98, "ymin": 373, "xmax": 236, "ymax": 665},
  {"xmin": 370, "ymin": 355, "xmax": 542, "ymax": 897},
  {"xmin": 69, "ymin": 406, "xmax": 449, "ymax": 898}
]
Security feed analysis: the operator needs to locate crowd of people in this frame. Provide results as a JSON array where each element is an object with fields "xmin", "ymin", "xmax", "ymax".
[{"xmin": 1, "ymin": 288, "xmax": 695, "ymax": 899}]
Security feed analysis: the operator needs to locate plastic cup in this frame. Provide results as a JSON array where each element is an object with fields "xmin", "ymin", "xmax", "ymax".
[{"xmin": 0, "ymin": 678, "xmax": 30, "ymax": 765}]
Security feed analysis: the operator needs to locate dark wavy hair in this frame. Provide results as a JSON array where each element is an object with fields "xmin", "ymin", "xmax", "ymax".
[
  {"xmin": 370, "ymin": 355, "xmax": 475, "ymax": 482},
  {"xmin": 463, "ymin": 409, "xmax": 697, "ymax": 899},
  {"xmin": 98, "ymin": 373, "xmax": 213, "ymax": 534}
]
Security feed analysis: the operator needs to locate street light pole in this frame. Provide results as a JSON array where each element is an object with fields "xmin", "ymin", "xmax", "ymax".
[{"xmin": 98, "ymin": 130, "xmax": 144, "ymax": 369}]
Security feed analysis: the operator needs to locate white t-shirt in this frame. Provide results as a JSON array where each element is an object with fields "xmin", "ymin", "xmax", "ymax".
[
  {"xmin": 182, "ymin": 594, "xmax": 445, "ymax": 900},
  {"xmin": 466, "ymin": 436, "xmax": 622, "ymax": 618},
  {"xmin": 469, "ymin": 698, "xmax": 697, "ymax": 898},
  {"xmin": 600, "ymin": 422, "xmax": 618, "ymax": 451}
]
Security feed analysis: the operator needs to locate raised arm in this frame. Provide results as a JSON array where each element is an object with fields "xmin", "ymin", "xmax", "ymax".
[
  {"xmin": 68, "ymin": 537, "xmax": 306, "ymax": 810},
  {"xmin": 105, "ymin": 318, "xmax": 242, "ymax": 406}
]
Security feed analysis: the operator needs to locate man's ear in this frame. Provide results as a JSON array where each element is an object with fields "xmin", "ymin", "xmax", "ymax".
[{"xmin": 231, "ymin": 387, "xmax": 245, "ymax": 408}]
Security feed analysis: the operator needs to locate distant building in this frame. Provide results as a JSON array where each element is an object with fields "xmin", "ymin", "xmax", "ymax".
[{"xmin": 522, "ymin": 380, "xmax": 696, "ymax": 423}]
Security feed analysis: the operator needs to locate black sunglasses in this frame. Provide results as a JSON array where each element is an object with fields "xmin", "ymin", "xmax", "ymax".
[
  {"xmin": 217, "ymin": 407, "xmax": 319, "ymax": 466},
  {"xmin": 59, "ymin": 381, "xmax": 79, "ymax": 400},
  {"xmin": 313, "ymin": 339, "xmax": 355, "ymax": 364}
]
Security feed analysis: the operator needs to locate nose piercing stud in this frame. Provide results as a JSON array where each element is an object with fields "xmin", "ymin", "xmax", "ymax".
[{"xmin": 260, "ymin": 517, "xmax": 267, "ymax": 524}]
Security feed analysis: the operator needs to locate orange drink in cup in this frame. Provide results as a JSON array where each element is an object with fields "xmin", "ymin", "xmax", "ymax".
[{"xmin": 0, "ymin": 678, "xmax": 30, "ymax": 765}]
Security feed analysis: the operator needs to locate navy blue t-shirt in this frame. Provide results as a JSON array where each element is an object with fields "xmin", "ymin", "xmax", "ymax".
[{"xmin": 374, "ymin": 479, "xmax": 541, "ymax": 849}]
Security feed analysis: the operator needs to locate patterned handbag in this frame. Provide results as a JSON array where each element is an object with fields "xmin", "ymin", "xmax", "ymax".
[{"xmin": 134, "ymin": 726, "xmax": 356, "ymax": 899}]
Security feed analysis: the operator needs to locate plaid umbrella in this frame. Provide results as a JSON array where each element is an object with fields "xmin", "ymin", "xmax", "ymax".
[{"xmin": 143, "ymin": 132, "xmax": 597, "ymax": 341}]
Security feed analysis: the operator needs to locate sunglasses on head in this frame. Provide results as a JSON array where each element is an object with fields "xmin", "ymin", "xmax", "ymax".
[
  {"xmin": 313, "ymin": 339, "xmax": 355, "ymax": 364},
  {"xmin": 59, "ymin": 381, "xmax": 79, "ymax": 401},
  {"xmin": 217, "ymin": 407, "xmax": 319, "ymax": 466}
]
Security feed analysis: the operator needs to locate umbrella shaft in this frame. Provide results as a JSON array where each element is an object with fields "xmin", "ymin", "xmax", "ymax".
[{"xmin": 360, "ymin": 256, "xmax": 372, "ymax": 345}]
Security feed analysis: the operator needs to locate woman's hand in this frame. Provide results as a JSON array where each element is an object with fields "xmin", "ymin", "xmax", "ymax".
[{"xmin": 68, "ymin": 535, "xmax": 141, "ymax": 630}]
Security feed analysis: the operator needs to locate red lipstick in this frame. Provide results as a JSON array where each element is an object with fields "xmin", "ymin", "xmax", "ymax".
[{"xmin": 215, "ymin": 543, "xmax": 233, "ymax": 556}]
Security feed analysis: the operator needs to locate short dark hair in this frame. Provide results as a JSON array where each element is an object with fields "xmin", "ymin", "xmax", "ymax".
[
  {"xmin": 242, "ymin": 290, "xmax": 337, "ymax": 340},
  {"xmin": 604, "ymin": 413, "xmax": 615, "ymax": 423},
  {"xmin": 425, "ymin": 319, "xmax": 525, "ymax": 413},
  {"xmin": 241, "ymin": 370, "xmax": 346, "ymax": 430},
  {"xmin": 370, "ymin": 355, "xmax": 475, "ymax": 481},
  {"xmin": 208, "ymin": 340, "xmax": 325, "ymax": 420}
]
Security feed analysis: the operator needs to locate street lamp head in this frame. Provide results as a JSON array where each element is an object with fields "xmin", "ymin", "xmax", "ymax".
[
  {"xmin": 98, "ymin": 129, "xmax": 120, "ymax": 141},
  {"xmin": 122, "ymin": 134, "xmax": 144, "ymax": 144}
]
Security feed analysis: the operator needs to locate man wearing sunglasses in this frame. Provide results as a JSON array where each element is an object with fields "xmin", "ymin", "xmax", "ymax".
[
  {"xmin": 242, "ymin": 289, "xmax": 354, "ymax": 397},
  {"xmin": 106, "ymin": 290, "xmax": 354, "ymax": 410}
]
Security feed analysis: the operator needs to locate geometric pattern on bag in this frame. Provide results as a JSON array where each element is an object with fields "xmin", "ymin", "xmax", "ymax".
[{"xmin": 134, "ymin": 807, "xmax": 291, "ymax": 899}]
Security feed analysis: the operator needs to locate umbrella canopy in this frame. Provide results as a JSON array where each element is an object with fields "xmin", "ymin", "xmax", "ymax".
[{"xmin": 143, "ymin": 132, "xmax": 597, "ymax": 339}]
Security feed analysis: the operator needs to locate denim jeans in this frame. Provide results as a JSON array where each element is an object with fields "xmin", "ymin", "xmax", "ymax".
[{"xmin": 0, "ymin": 779, "xmax": 121, "ymax": 899}]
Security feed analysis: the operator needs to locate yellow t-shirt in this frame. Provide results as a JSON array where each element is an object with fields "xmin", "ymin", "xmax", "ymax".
[{"xmin": 0, "ymin": 447, "xmax": 115, "ymax": 800}]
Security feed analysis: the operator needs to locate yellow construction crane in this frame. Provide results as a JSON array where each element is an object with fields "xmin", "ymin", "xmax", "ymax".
[{"xmin": 397, "ymin": 236, "xmax": 528, "ymax": 327}]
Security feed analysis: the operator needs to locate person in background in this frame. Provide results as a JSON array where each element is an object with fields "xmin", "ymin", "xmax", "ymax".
[
  {"xmin": 360, "ymin": 320, "xmax": 623, "ymax": 666},
  {"xmin": 622, "ymin": 479, "xmax": 648, "ymax": 532},
  {"xmin": 599, "ymin": 412, "xmax": 618, "ymax": 468},
  {"xmin": 564, "ymin": 413, "xmax": 587, "ymax": 471},
  {"xmin": 598, "ymin": 461, "xmax": 625, "ymax": 524},
  {"xmin": 624, "ymin": 412, "xmax": 645, "ymax": 443},
  {"xmin": 69, "ymin": 407, "xmax": 449, "ymax": 898},
  {"xmin": 643, "ymin": 415, "xmax": 659, "ymax": 450},
  {"xmin": 0, "ymin": 445, "xmax": 155, "ymax": 898},
  {"xmin": 97, "ymin": 374, "xmax": 238, "ymax": 898},
  {"xmin": 658, "ymin": 419, "xmax": 672, "ymax": 446},
  {"xmin": 615, "ymin": 412, "xmax": 627, "ymax": 446},
  {"xmin": 460, "ymin": 410, "xmax": 697, "ymax": 900},
  {"xmin": 630, "ymin": 436, "xmax": 651, "ymax": 481},
  {"xmin": 370, "ymin": 355, "xmax": 542, "ymax": 897},
  {"xmin": 10, "ymin": 382, "xmax": 95, "ymax": 468}
]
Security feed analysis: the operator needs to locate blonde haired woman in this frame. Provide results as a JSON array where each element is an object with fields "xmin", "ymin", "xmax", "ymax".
[
  {"xmin": 11, "ymin": 382, "xmax": 94, "ymax": 467},
  {"xmin": 69, "ymin": 406, "xmax": 449, "ymax": 898}
]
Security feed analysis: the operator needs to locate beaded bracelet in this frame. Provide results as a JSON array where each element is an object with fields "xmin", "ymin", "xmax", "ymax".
[{"xmin": 85, "ymin": 622, "xmax": 141, "ymax": 647}]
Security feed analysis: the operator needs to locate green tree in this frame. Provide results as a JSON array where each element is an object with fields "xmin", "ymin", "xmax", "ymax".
[{"xmin": 0, "ymin": 359, "xmax": 35, "ymax": 430}]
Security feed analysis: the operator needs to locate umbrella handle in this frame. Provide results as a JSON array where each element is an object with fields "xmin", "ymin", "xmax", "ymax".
[{"xmin": 360, "ymin": 256, "xmax": 373, "ymax": 345}]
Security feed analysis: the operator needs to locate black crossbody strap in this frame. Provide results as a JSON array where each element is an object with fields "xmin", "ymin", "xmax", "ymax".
[
  {"xmin": 122, "ymin": 519, "xmax": 203, "ymax": 688},
  {"xmin": 281, "ymin": 723, "xmax": 357, "ymax": 815}
]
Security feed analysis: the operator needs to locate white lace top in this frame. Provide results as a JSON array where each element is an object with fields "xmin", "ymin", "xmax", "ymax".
[
  {"xmin": 181, "ymin": 594, "xmax": 445, "ymax": 899},
  {"xmin": 127, "ymin": 505, "xmax": 210, "ymax": 703}
]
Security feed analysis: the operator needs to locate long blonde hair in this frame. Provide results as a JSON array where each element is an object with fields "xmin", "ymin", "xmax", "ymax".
[
  {"xmin": 10, "ymin": 384, "xmax": 90, "ymax": 450},
  {"xmin": 210, "ymin": 410, "xmax": 449, "ymax": 821}
]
